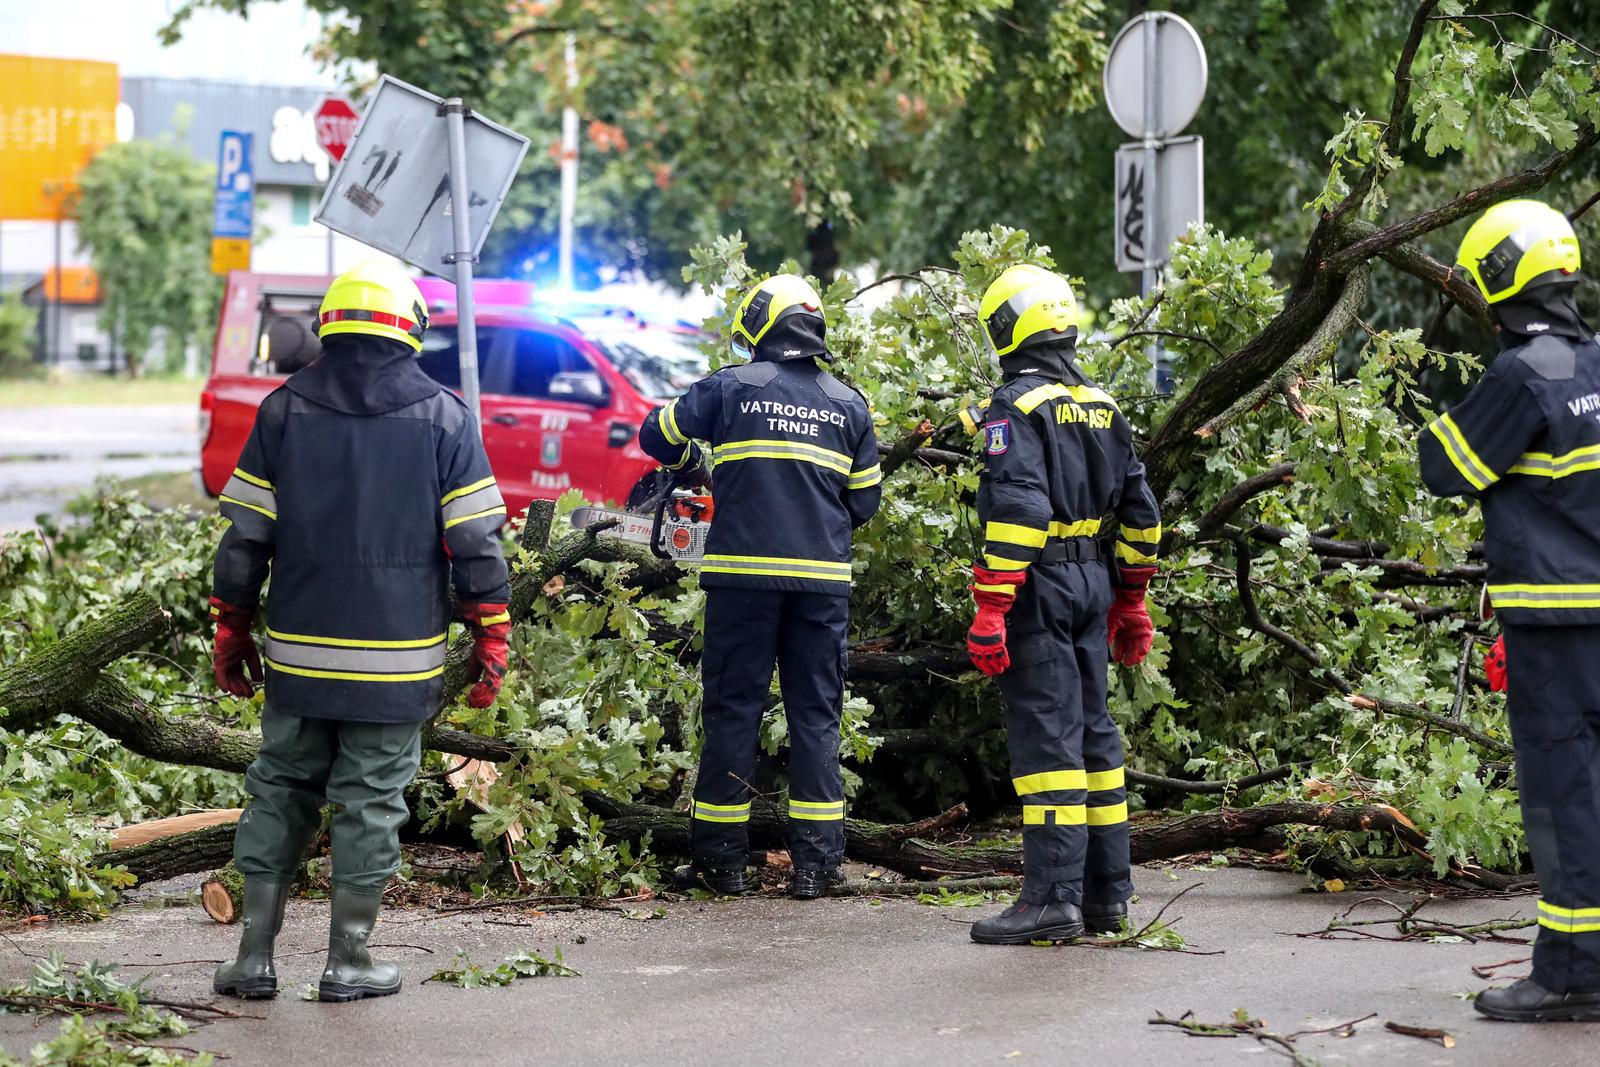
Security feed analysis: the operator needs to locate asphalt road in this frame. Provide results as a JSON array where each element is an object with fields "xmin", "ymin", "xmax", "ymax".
[
  {"xmin": 0, "ymin": 866, "xmax": 1586, "ymax": 1066},
  {"xmin": 0, "ymin": 405, "xmax": 197, "ymax": 530}
]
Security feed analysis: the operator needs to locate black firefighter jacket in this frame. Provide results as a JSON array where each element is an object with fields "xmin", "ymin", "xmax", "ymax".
[
  {"xmin": 975, "ymin": 369, "xmax": 1163, "ymax": 616},
  {"xmin": 1420, "ymin": 333, "xmax": 1600, "ymax": 625},
  {"xmin": 637, "ymin": 356, "xmax": 881, "ymax": 595},
  {"xmin": 212, "ymin": 340, "xmax": 510, "ymax": 723}
]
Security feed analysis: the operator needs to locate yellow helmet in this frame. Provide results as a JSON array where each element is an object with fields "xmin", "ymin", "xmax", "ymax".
[
  {"xmin": 731, "ymin": 274, "xmax": 824, "ymax": 353},
  {"xmin": 316, "ymin": 259, "xmax": 430, "ymax": 352},
  {"xmin": 1456, "ymin": 199, "xmax": 1581, "ymax": 304},
  {"xmin": 980, "ymin": 265, "xmax": 1079, "ymax": 357}
]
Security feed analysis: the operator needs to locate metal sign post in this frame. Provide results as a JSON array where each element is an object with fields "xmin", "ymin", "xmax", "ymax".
[
  {"xmin": 442, "ymin": 99, "xmax": 482, "ymax": 423},
  {"xmin": 1104, "ymin": 11, "xmax": 1208, "ymax": 392},
  {"xmin": 314, "ymin": 74, "xmax": 530, "ymax": 429}
]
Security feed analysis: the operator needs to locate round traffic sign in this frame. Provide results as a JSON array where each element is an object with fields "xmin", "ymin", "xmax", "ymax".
[
  {"xmin": 1103, "ymin": 12, "xmax": 1208, "ymax": 139},
  {"xmin": 314, "ymin": 97, "xmax": 360, "ymax": 163}
]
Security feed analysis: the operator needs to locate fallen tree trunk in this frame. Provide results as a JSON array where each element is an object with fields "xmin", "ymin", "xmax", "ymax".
[
  {"xmin": 98, "ymin": 823, "xmax": 237, "ymax": 884},
  {"xmin": 108, "ymin": 810, "xmax": 242, "ymax": 849}
]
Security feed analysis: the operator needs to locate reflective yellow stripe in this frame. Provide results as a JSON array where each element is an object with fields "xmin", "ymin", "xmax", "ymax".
[
  {"xmin": 1508, "ymin": 444, "xmax": 1600, "ymax": 479},
  {"xmin": 1427, "ymin": 413, "xmax": 1495, "ymax": 491},
  {"xmin": 692, "ymin": 799, "xmax": 751, "ymax": 824},
  {"xmin": 220, "ymin": 495, "xmax": 276, "ymax": 520},
  {"xmin": 983, "ymin": 553, "xmax": 1033, "ymax": 571},
  {"xmin": 1489, "ymin": 584, "xmax": 1600, "ymax": 609},
  {"xmin": 789, "ymin": 799, "xmax": 845, "ymax": 822},
  {"xmin": 1014, "ymin": 383, "xmax": 1121, "ymax": 416},
  {"xmin": 443, "ymin": 505, "xmax": 507, "ymax": 531},
  {"xmin": 702, "ymin": 564, "xmax": 852, "ymax": 582},
  {"xmin": 441, "ymin": 475, "xmax": 497, "ymax": 507},
  {"xmin": 1022, "ymin": 804, "xmax": 1087, "ymax": 826},
  {"xmin": 266, "ymin": 628, "xmax": 446, "ymax": 649},
  {"xmin": 1119, "ymin": 524, "xmax": 1161, "ymax": 544},
  {"xmin": 1115, "ymin": 541, "xmax": 1160, "ymax": 565},
  {"xmin": 1538, "ymin": 901, "xmax": 1600, "ymax": 931},
  {"xmin": 1050, "ymin": 518, "xmax": 1102, "ymax": 538},
  {"xmin": 713, "ymin": 439, "xmax": 853, "ymax": 474},
  {"xmin": 265, "ymin": 658, "xmax": 444, "ymax": 683},
  {"xmin": 1086, "ymin": 767, "xmax": 1125, "ymax": 791},
  {"xmin": 847, "ymin": 465, "xmax": 882, "ymax": 489},
  {"xmin": 972, "ymin": 582, "xmax": 1017, "ymax": 595},
  {"xmin": 1012, "ymin": 769, "xmax": 1087, "ymax": 795},
  {"xmin": 1086, "ymin": 802, "xmax": 1129, "ymax": 826},
  {"xmin": 661, "ymin": 399, "xmax": 686, "ymax": 446},
  {"xmin": 232, "ymin": 467, "xmax": 273, "ymax": 490},
  {"xmin": 664, "ymin": 441, "xmax": 695, "ymax": 470},
  {"xmin": 985, "ymin": 521, "xmax": 1048, "ymax": 549},
  {"xmin": 477, "ymin": 612, "xmax": 510, "ymax": 626},
  {"xmin": 703, "ymin": 554, "xmax": 851, "ymax": 571}
]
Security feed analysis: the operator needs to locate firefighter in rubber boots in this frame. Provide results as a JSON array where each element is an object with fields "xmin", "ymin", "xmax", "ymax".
[
  {"xmin": 1418, "ymin": 200, "xmax": 1600, "ymax": 1022},
  {"xmin": 638, "ymin": 274, "xmax": 881, "ymax": 899},
  {"xmin": 209, "ymin": 260, "xmax": 511, "ymax": 1001},
  {"xmin": 965, "ymin": 265, "xmax": 1161, "ymax": 944}
]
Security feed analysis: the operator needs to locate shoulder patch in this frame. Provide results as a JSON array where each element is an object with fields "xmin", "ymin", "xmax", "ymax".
[
  {"xmin": 984, "ymin": 419, "xmax": 1010, "ymax": 455},
  {"xmin": 815, "ymin": 370, "xmax": 861, "ymax": 404},
  {"xmin": 730, "ymin": 362, "xmax": 780, "ymax": 387},
  {"xmin": 1516, "ymin": 335, "xmax": 1576, "ymax": 381}
]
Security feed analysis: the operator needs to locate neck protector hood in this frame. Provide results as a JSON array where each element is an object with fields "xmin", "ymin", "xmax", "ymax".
[
  {"xmin": 753, "ymin": 313, "xmax": 830, "ymax": 362},
  {"xmin": 285, "ymin": 334, "xmax": 441, "ymax": 415},
  {"xmin": 999, "ymin": 337, "xmax": 1080, "ymax": 383},
  {"xmin": 1495, "ymin": 281, "xmax": 1595, "ymax": 344}
]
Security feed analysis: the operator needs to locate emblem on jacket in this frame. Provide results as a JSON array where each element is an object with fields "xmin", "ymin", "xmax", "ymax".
[{"xmin": 985, "ymin": 420, "xmax": 1009, "ymax": 455}]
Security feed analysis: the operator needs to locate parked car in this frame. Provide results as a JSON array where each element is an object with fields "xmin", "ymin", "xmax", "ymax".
[{"xmin": 198, "ymin": 272, "xmax": 710, "ymax": 517}]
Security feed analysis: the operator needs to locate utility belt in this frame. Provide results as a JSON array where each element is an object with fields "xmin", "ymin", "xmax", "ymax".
[{"xmin": 1038, "ymin": 537, "xmax": 1103, "ymax": 564}]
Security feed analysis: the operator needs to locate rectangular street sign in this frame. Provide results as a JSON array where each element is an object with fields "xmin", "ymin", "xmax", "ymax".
[
  {"xmin": 212, "ymin": 130, "xmax": 255, "ymax": 240},
  {"xmin": 313, "ymin": 75, "xmax": 530, "ymax": 274},
  {"xmin": 1114, "ymin": 135, "xmax": 1204, "ymax": 272},
  {"xmin": 210, "ymin": 237, "xmax": 251, "ymax": 275}
]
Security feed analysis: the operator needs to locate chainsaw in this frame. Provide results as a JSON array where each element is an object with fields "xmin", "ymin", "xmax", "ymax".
[{"xmin": 570, "ymin": 468, "xmax": 713, "ymax": 564}]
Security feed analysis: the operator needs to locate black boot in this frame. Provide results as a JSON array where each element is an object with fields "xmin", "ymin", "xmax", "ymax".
[
  {"xmin": 1083, "ymin": 902, "xmax": 1128, "ymax": 935},
  {"xmin": 1474, "ymin": 978, "xmax": 1600, "ymax": 1022},
  {"xmin": 672, "ymin": 863, "xmax": 754, "ymax": 896},
  {"xmin": 970, "ymin": 899, "xmax": 1084, "ymax": 945},
  {"xmin": 789, "ymin": 867, "xmax": 846, "ymax": 900},
  {"xmin": 213, "ymin": 881, "xmax": 290, "ymax": 999},
  {"xmin": 318, "ymin": 889, "xmax": 401, "ymax": 1003}
]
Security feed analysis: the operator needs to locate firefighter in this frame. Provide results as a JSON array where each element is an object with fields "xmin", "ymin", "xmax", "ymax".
[
  {"xmin": 209, "ymin": 260, "xmax": 511, "ymax": 1002},
  {"xmin": 638, "ymin": 274, "xmax": 881, "ymax": 899},
  {"xmin": 964, "ymin": 264, "xmax": 1161, "ymax": 944},
  {"xmin": 1418, "ymin": 200, "xmax": 1600, "ymax": 1022}
]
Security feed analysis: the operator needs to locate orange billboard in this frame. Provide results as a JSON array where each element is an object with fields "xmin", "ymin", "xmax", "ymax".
[{"xmin": 0, "ymin": 55, "xmax": 118, "ymax": 220}]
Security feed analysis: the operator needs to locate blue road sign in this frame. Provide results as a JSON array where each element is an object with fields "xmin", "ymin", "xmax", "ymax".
[{"xmin": 213, "ymin": 130, "xmax": 255, "ymax": 239}]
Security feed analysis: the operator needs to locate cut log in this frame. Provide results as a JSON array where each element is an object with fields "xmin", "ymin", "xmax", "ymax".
[
  {"xmin": 108, "ymin": 810, "xmax": 242, "ymax": 850},
  {"xmin": 201, "ymin": 862, "xmax": 245, "ymax": 923}
]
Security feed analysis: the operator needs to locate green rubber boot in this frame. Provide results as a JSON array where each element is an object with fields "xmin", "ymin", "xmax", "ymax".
[
  {"xmin": 318, "ymin": 889, "xmax": 401, "ymax": 1003},
  {"xmin": 213, "ymin": 881, "xmax": 290, "ymax": 999}
]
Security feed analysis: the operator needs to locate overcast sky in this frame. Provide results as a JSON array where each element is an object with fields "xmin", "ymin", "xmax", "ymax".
[{"xmin": 0, "ymin": 0, "xmax": 339, "ymax": 86}]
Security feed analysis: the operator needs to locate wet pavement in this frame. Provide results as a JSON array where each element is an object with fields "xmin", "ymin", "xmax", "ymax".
[
  {"xmin": 0, "ymin": 867, "xmax": 1585, "ymax": 1066},
  {"xmin": 0, "ymin": 405, "xmax": 197, "ymax": 530}
]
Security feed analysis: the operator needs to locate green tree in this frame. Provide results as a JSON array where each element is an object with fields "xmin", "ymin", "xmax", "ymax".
[
  {"xmin": 73, "ymin": 139, "xmax": 219, "ymax": 375},
  {"xmin": 0, "ymin": 291, "xmax": 39, "ymax": 379}
]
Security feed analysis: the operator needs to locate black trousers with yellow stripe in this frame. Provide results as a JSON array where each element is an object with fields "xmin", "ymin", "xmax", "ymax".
[
  {"xmin": 997, "ymin": 560, "xmax": 1130, "ymax": 907},
  {"xmin": 1503, "ymin": 623, "xmax": 1600, "ymax": 992},
  {"xmin": 691, "ymin": 588, "xmax": 850, "ymax": 871}
]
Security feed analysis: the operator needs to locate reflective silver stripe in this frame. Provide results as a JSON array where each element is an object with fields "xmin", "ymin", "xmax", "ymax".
[
  {"xmin": 442, "ymin": 483, "xmax": 505, "ymax": 526},
  {"xmin": 712, "ymin": 439, "xmax": 852, "ymax": 474},
  {"xmin": 1488, "ymin": 584, "xmax": 1600, "ymax": 609},
  {"xmin": 222, "ymin": 474, "xmax": 278, "ymax": 514},
  {"xmin": 263, "ymin": 635, "xmax": 447, "ymax": 673}
]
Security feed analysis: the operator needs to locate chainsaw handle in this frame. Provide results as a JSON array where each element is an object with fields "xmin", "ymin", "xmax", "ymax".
[{"xmin": 649, "ymin": 468, "xmax": 673, "ymax": 560}]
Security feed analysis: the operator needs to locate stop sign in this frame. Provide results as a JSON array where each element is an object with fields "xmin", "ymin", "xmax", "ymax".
[{"xmin": 314, "ymin": 97, "xmax": 360, "ymax": 163}]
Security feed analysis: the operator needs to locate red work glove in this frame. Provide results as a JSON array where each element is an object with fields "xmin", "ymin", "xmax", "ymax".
[
  {"xmin": 967, "ymin": 567, "xmax": 1026, "ymax": 676},
  {"xmin": 1484, "ymin": 635, "xmax": 1508, "ymax": 693},
  {"xmin": 459, "ymin": 602, "xmax": 511, "ymax": 709},
  {"xmin": 209, "ymin": 596, "xmax": 263, "ymax": 698},
  {"xmin": 1107, "ymin": 565, "xmax": 1157, "ymax": 667}
]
